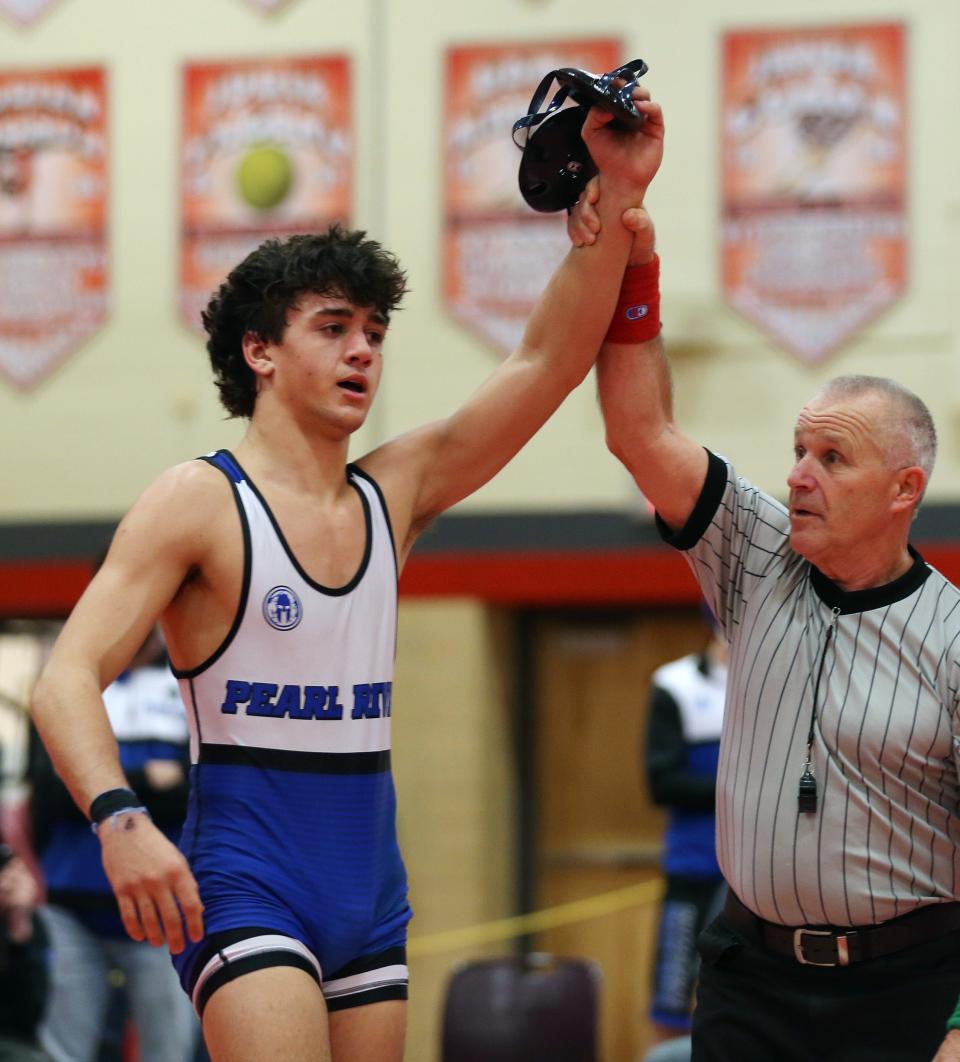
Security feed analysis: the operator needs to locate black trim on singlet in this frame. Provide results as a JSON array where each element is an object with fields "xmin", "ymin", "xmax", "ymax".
[
  {"xmin": 325, "ymin": 982, "xmax": 409, "ymax": 1012},
  {"xmin": 196, "ymin": 950, "xmax": 320, "ymax": 1018},
  {"xmin": 810, "ymin": 544, "xmax": 932, "ymax": 615},
  {"xmin": 183, "ymin": 679, "xmax": 204, "ymax": 866},
  {"xmin": 655, "ymin": 449, "xmax": 728, "ymax": 551},
  {"xmin": 199, "ymin": 742, "xmax": 391, "ymax": 774},
  {"xmin": 187, "ymin": 677, "xmax": 204, "ymax": 751},
  {"xmin": 184, "ymin": 924, "xmax": 284, "ymax": 993},
  {"xmin": 348, "ymin": 463, "xmax": 399, "ymax": 581},
  {"xmin": 223, "ymin": 449, "xmax": 374, "ymax": 597},
  {"xmin": 170, "ymin": 453, "xmax": 253, "ymax": 680},
  {"xmin": 188, "ymin": 926, "xmax": 407, "ymax": 1016}
]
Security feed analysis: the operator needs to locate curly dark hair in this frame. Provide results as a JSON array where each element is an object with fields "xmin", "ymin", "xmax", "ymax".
[{"xmin": 202, "ymin": 225, "xmax": 408, "ymax": 418}]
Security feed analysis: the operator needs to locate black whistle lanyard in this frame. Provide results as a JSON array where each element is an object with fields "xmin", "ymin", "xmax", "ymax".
[{"xmin": 799, "ymin": 605, "xmax": 841, "ymax": 814}]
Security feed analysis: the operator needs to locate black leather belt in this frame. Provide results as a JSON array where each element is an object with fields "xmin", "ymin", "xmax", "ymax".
[{"xmin": 723, "ymin": 890, "xmax": 960, "ymax": 967}]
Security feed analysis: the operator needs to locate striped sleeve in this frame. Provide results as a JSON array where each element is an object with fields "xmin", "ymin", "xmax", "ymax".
[{"xmin": 656, "ymin": 450, "xmax": 792, "ymax": 638}]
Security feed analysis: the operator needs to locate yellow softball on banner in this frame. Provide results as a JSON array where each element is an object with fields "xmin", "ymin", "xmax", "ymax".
[{"xmin": 236, "ymin": 143, "xmax": 294, "ymax": 210}]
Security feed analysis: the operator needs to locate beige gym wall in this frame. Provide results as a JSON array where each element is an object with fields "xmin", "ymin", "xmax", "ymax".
[
  {"xmin": 2, "ymin": 0, "xmax": 958, "ymax": 520},
  {"xmin": 393, "ymin": 600, "xmax": 517, "ymax": 1060}
]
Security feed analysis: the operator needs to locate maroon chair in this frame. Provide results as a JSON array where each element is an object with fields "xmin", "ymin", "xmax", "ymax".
[{"xmin": 441, "ymin": 954, "xmax": 601, "ymax": 1062}]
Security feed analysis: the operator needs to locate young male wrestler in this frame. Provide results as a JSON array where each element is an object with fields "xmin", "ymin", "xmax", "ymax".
[{"xmin": 31, "ymin": 91, "xmax": 664, "ymax": 1062}]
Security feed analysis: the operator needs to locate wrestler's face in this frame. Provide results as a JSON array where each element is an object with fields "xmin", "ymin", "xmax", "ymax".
[
  {"xmin": 787, "ymin": 392, "xmax": 910, "ymax": 578},
  {"xmin": 248, "ymin": 291, "xmax": 386, "ymax": 436}
]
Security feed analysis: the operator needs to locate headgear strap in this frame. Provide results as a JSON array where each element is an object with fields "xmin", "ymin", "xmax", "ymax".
[{"xmin": 512, "ymin": 59, "xmax": 649, "ymax": 214}]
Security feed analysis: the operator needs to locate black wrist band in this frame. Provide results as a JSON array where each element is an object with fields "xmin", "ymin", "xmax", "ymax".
[{"xmin": 89, "ymin": 787, "xmax": 141, "ymax": 823}]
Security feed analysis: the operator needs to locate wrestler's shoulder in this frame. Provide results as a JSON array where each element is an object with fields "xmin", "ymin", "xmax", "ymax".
[{"xmin": 126, "ymin": 458, "xmax": 235, "ymax": 531}]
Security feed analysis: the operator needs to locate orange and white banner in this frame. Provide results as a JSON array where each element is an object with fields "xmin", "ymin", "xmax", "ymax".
[
  {"xmin": 0, "ymin": 67, "xmax": 108, "ymax": 390},
  {"xmin": 180, "ymin": 56, "xmax": 352, "ymax": 334},
  {"xmin": 721, "ymin": 24, "xmax": 907, "ymax": 363},
  {"xmin": 444, "ymin": 39, "xmax": 622, "ymax": 356},
  {"xmin": 0, "ymin": 0, "xmax": 61, "ymax": 26}
]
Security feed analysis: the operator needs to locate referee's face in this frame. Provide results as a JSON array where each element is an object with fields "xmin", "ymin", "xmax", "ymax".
[{"xmin": 788, "ymin": 393, "xmax": 904, "ymax": 578}]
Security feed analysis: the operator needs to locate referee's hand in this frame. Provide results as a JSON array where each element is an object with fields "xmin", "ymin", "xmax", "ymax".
[
  {"xmin": 568, "ymin": 177, "xmax": 656, "ymax": 267},
  {"xmin": 933, "ymin": 1029, "xmax": 960, "ymax": 1061},
  {"xmin": 98, "ymin": 811, "xmax": 204, "ymax": 953}
]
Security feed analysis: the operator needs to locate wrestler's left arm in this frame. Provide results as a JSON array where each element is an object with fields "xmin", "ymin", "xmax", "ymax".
[{"xmin": 360, "ymin": 94, "xmax": 664, "ymax": 562}]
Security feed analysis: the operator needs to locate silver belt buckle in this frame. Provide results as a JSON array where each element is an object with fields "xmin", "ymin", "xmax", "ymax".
[{"xmin": 793, "ymin": 927, "xmax": 849, "ymax": 966}]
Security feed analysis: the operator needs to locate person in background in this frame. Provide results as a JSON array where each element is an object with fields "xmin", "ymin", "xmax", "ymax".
[
  {"xmin": 0, "ymin": 838, "xmax": 50, "ymax": 1062},
  {"xmin": 30, "ymin": 629, "xmax": 198, "ymax": 1062},
  {"xmin": 642, "ymin": 615, "xmax": 726, "ymax": 1062}
]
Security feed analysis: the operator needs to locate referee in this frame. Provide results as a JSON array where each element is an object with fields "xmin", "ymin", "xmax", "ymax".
[{"xmin": 581, "ymin": 199, "xmax": 960, "ymax": 1061}]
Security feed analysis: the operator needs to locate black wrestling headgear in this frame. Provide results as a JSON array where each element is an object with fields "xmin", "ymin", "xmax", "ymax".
[{"xmin": 512, "ymin": 59, "xmax": 649, "ymax": 213}]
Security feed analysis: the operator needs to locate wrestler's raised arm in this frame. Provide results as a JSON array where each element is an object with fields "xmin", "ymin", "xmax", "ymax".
[
  {"xmin": 569, "ymin": 179, "xmax": 707, "ymax": 531},
  {"xmin": 360, "ymin": 92, "xmax": 665, "ymax": 562}
]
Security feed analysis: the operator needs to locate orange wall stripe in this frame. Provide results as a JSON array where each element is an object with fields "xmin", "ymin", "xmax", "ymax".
[
  {"xmin": 6, "ymin": 543, "xmax": 960, "ymax": 617},
  {"xmin": 0, "ymin": 561, "xmax": 91, "ymax": 617},
  {"xmin": 398, "ymin": 549, "xmax": 702, "ymax": 605}
]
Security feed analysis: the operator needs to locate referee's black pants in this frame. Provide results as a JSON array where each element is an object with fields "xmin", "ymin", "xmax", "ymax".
[{"xmin": 692, "ymin": 912, "xmax": 960, "ymax": 1062}]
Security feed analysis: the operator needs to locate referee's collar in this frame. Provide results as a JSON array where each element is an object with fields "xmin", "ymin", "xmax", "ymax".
[{"xmin": 809, "ymin": 545, "xmax": 930, "ymax": 614}]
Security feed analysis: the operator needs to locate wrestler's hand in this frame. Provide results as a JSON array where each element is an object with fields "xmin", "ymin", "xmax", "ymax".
[
  {"xmin": 98, "ymin": 811, "xmax": 204, "ymax": 953},
  {"xmin": 568, "ymin": 177, "xmax": 657, "ymax": 266},
  {"xmin": 933, "ymin": 1030, "xmax": 960, "ymax": 1061},
  {"xmin": 581, "ymin": 85, "xmax": 664, "ymax": 200}
]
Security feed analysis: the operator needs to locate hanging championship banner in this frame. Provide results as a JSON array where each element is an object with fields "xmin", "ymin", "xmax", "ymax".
[
  {"xmin": 721, "ymin": 24, "xmax": 907, "ymax": 363},
  {"xmin": 0, "ymin": 67, "xmax": 108, "ymax": 390},
  {"xmin": 0, "ymin": 0, "xmax": 62, "ymax": 26},
  {"xmin": 444, "ymin": 39, "xmax": 621, "ymax": 356},
  {"xmin": 180, "ymin": 56, "xmax": 352, "ymax": 334}
]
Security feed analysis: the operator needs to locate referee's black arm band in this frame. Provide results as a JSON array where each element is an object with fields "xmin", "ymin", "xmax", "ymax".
[{"xmin": 655, "ymin": 449, "xmax": 727, "ymax": 552}]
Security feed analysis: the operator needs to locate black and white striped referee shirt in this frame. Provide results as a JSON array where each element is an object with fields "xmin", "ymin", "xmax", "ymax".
[{"xmin": 659, "ymin": 450, "xmax": 960, "ymax": 928}]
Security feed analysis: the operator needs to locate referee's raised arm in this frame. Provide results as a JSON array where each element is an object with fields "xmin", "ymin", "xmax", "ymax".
[{"xmin": 569, "ymin": 192, "xmax": 707, "ymax": 530}]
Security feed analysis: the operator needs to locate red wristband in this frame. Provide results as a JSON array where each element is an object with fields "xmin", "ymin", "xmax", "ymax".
[{"xmin": 604, "ymin": 255, "xmax": 661, "ymax": 344}]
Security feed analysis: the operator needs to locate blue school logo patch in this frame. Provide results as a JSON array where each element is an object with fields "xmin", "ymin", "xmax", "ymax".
[{"xmin": 263, "ymin": 586, "xmax": 303, "ymax": 631}]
